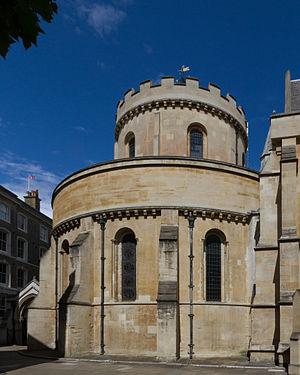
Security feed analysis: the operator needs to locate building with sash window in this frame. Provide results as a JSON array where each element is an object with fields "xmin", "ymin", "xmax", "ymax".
[{"xmin": 0, "ymin": 187, "xmax": 51, "ymax": 345}]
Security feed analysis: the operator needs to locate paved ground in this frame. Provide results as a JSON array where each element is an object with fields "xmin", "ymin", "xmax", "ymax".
[{"xmin": 0, "ymin": 347, "xmax": 286, "ymax": 375}]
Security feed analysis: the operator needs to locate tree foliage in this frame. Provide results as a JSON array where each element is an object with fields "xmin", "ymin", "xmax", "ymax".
[{"xmin": 0, "ymin": 0, "xmax": 58, "ymax": 58}]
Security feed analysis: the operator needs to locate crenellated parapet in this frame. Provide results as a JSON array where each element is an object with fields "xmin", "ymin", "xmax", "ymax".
[{"xmin": 115, "ymin": 76, "xmax": 247, "ymax": 142}]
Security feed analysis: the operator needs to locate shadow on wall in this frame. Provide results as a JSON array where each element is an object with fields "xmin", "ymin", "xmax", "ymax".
[{"xmin": 58, "ymin": 271, "xmax": 76, "ymax": 357}]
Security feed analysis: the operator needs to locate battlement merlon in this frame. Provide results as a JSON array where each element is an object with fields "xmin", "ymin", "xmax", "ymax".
[{"xmin": 116, "ymin": 76, "xmax": 247, "ymax": 129}]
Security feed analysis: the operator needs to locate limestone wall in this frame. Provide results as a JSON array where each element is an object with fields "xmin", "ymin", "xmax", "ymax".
[
  {"xmin": 31, "ymin": 157, "xmax": 260, "ymax": 358},
  {"xmin": 114, "ymin": 77, "xmax": 247, "ymax": 164},
  {"xmin": 47, "ymin": 211, "xmax": 256, "ymax": 358},
  {"xmin": 52, "ymin": 158, "xmax": 259, "ymax": 227}
]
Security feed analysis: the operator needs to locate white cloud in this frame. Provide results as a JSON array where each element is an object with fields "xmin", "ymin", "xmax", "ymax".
[
  {"xmin": 74, "ymin": 125, "xmax": 87, "ymax": 132},
  {"xmin": 113, "ymin": 0, "xmax": 133, "ymax": 5},
  {"xmin": 0, "ymin": 152, "xmax": 62, "ymax": 218},
  {"xmin": 77, "ymin": 2, "xmax": 126, "ymax": 37}
]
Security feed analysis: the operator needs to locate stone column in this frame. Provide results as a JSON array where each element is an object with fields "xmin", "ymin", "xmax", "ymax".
[{"xmin": 156, "ymin": 209, "xmax": 178, "ymax": 360}]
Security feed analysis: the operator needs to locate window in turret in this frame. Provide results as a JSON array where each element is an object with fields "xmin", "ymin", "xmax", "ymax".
[
  {"xmin": 129, "ymin": 137, "xmax": 135, "ymax": 158},
  {"xmin": 190, "ymin": 129, "xmax": 203, "ymax": 158}
]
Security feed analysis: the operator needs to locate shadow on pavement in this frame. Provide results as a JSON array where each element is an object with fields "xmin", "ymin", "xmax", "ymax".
[{"xmin": 0, "ymin": 348, "xmax": 57, "ymax": 374}]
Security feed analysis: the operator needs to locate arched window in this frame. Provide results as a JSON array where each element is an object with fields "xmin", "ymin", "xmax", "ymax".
[
  {"xmin": 242, "ymin": 152, "xmax": 245, "ymax": 167},
  {"xmin": 129, "ymin": 137, "xmax": 135, "ymax": 158},
  {"xmin": 62, "ymin": 239, "xmax": 69, "ymax": 254},
  {"xmin": 125, "ymin": 132, "xmax": 135, "ymax": 158},
  {"xmin": 205, "ymin": 234, "xmax": 221, "ymax": 301},
  {"xmin": 190, "ymin": 129, "xmax": 203, "ymax": 158},
  {"xmin": 122, "ymin": 233, "xmax": 136, "ymax": 301}
]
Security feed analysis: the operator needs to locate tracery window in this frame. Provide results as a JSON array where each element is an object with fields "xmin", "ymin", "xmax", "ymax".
[
  {"xmin": 122, "ymin": 233, "xmax": 136, "ymax": 301},
  {"xmin": 205, "ymin": 235, "xmax": 221, "ymax": 301},
  {"xmin": 190, "ymin": 129, "xmax": 203, "ymax": 158}
]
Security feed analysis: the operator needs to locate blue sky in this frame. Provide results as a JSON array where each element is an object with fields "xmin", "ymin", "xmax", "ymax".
[{"xmin": 0, "ymin": 0, "xmax": 300, "ymax": 217}]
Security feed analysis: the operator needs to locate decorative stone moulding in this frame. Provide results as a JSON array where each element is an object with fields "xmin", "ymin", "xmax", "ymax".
[
  {"xmin": 115, "ymin": 76, "xmax": 248, "ymax": 146},
  {"xmin": 52, "ymin": 218, "xmax": 80, "ymax": 238},
  {"xmin": 180, "ymin": 208, "xmax": 250, "ymax": 225},
  {"xmin": 52, "ymin": 206, "xmax": 251, "ymax": 237},
  {"xmin": 93, "ymin": 207, "xmax": 161, "ymax": 223}
]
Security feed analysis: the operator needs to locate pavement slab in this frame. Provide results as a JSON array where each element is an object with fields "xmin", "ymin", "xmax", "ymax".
[{"xmin": 0, "ymin": 347, "xmax": 286, "ymax": 375}]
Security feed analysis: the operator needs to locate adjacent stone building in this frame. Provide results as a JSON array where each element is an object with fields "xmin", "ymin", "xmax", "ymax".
[
  {"xmin": 0, "ymin": 186, "xmax": 52, "ymax": 345},
  {"xmin": 28, "ymin": 71, "xmax": 300, "ymax": 371}
]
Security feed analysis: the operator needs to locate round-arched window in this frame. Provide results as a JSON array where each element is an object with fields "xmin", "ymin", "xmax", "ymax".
[
  {"xmin": 205, "ymin": 235, "xmax": 221, "ymax": 301},
  {"xmin": 190, "ymin": 129, "xmax": 203, "ymax": 158},
  {"xmin": 129, "ymin": 137, "xmax": 135, "ymax": 158},
  {"xmin": 122, "ymin": 233, "xmax": 136, "ymax": 301}
]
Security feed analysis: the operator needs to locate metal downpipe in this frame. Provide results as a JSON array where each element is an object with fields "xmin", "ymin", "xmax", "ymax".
[
  {"xmin": 187, "ymin": 211, "xmax": 196, "ymax": 359},
  {"xmin": 99, "ymin": 215, "xmax": 106, "ymax": 355},
  {"xmin": 54, "ymin": 235, "xmax": 58, "ymax": 350}
]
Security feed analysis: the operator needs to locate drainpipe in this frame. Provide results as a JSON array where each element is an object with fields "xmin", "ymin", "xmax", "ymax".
[
  {"xmin": 54, "ymin": 235, "xmax": 58, "ymax": 350},
  {"xmin": 187, "ymin": 211, "xmax": 196, "ymax": 359},
  {"xmin": 235, "ymin": 126, "xmax": 239, "ymax": 165},
  {"xmin": 99, "ymin": 215, "xmax": 106, "ymax": 355}
]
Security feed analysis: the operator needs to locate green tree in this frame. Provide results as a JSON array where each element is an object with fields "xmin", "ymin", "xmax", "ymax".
[{"xmin": 0, "ymin": 0, "xmax": 58, "ymax": 58}]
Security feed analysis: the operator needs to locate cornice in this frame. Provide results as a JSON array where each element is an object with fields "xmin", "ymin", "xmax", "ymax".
[
  {"xmin": 115, "ymin": 98, "xmax": 248, "ymax": 146},
  {"xmin": 179, "ymin": 208, "xmax": 250, "ymax": 224},
  {"xmin": 51, "ymin": 206, "xmax": 252, "ymax": 238},
  {"xmin": 0, "ymin": 186, "xmax": 52, "ymax": 224},
  {"xmin": 52, "ymin": 218, "xmax": 80, "ymax": 237},
  {"xmin": 270, "ymin": 110, "xmax": 300, "ymax": 119}
]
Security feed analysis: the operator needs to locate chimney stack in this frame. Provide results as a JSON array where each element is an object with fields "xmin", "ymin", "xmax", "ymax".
[{"xmin": 24, "ymin": 190, "xmax": 41, "ymax": 211}]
